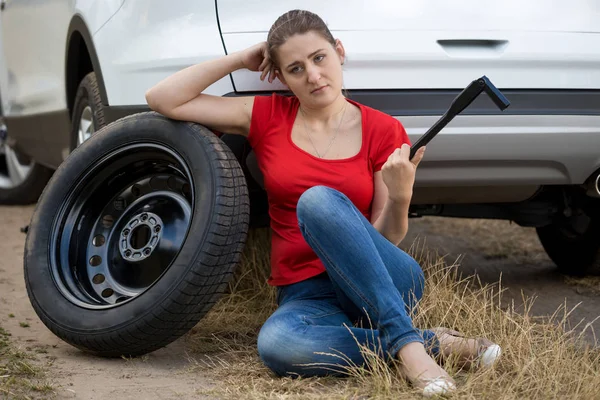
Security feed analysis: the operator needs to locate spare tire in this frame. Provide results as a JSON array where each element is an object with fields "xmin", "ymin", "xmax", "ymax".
[{"xmin": 24, "ymin": 112, "xmax": 250, "ymax": 357}]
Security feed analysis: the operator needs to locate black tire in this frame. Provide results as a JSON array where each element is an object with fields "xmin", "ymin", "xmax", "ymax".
[
  {"xmin": 536, "ymin": 212, "xmax": 600, "ymax": 276},
  {"xmin": 70, "ymin": 71, "xmax": 106, "ymax": 149},
  {"xmin": 24, "ymin": 112, "xmax": 250, "ymax": 357}
]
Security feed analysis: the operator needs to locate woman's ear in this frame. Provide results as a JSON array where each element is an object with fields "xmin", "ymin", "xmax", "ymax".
[{"xmin": 335, "ymin": 39, "xmax": 346, "ymax": 65}]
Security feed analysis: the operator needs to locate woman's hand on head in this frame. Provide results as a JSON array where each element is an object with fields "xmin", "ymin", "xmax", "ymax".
[
  {"xmin": 381, "ymin": 144, "xmax": 426, "ymax": 203},
  {"xmin": 239, "ymin": 42, "xmax": 277, "ymax": 83}
]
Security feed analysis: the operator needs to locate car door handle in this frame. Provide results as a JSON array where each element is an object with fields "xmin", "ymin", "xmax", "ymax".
[{"xmin": 437, "ymin": 39, "xmax": 509, "ymax": 57}]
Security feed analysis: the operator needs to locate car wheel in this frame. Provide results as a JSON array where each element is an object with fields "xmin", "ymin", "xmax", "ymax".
[
  {"xmin": 0, "ymin": 119, "xmax": 53, "ymax": 205},
  {"xmin": 24, "ymin": 112, "xmax": 250, "ymax": 357},
  {"xmin": 536, "ymin": 207, "xmax": 600, "ymax": 276},
  {"xmin": 71, "ymin": 71, "xmax": 106, "ymax": 148}
]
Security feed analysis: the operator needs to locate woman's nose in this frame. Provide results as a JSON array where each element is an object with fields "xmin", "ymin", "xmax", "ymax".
[{"xmin": 306, "ymin": 66, "xmax": 321, "ymax": 84}]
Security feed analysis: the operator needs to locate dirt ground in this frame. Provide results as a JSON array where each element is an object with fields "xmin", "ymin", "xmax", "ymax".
[
  {"xmin": 1, "ymin": 204, "xmax": 599, "ymax": 399},
  {"xmin": 0, "ymin": 205, "xmax": 217, "ymax": 399}
]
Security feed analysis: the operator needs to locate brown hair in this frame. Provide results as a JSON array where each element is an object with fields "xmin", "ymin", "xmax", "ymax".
[{"xmin": 267, "ymin": 10, "xmax": 336, "ymax": 68}]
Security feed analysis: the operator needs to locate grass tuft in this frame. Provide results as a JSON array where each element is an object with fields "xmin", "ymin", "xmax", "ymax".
[{"xmin": 0, "ymin": 326, "xmax": 55, "ymax": 399}]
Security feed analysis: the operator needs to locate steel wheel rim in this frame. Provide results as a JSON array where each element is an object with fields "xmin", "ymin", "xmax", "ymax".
[
  {"xmin": 49, "ymin": 143, "xmax": 196, "ymax": 309},
  {"xmin": 0, "ymin": 121, "xmax": 34, "ymax": 189},
  {"xmin": 77, "ymin": 106, "xmax": 94, "ymax": 146}
]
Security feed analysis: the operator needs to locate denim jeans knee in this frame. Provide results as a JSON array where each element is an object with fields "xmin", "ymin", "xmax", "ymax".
[
  {"xmin": 257, "ymin": 299, "xmax": 358, "ymax": 378},
  {"xmin": 256, "ymin": 316, "xmax": 288, "ymax": 376},
  {"xmin": 296, "ymin": 185, "xmax": 339, "ymax": 225}
]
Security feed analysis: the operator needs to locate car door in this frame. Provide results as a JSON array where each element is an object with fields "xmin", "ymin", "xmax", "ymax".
[
  {"xmin": 0, "ymin": 10, "xmax": 8, "ymax": 114},
  {"xmin": 217, "ymin": 0, "xmax": 600, "ymax": 93},
  {"xmin": 0, "ymin": 0, "xmax": 73, "ymax": 117}
]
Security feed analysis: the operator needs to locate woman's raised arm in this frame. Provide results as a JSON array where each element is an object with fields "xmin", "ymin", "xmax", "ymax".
[{"xmin": 145, "ymin": 42, "xmax": 275, "ymax": 136}]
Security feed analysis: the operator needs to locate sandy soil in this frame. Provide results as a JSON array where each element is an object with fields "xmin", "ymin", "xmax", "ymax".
[
  {"xmin": 0, "ymin": 205, "xmax": 216, "ymax": 399},
  {"xmin": 1, "ymin": 205, "xmax": 598, "ymax": 399}
]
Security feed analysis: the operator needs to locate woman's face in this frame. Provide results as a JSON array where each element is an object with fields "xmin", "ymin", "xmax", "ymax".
[{"xmin": 275, "ymin": 31, "xmax": 346, "ymax": 108}]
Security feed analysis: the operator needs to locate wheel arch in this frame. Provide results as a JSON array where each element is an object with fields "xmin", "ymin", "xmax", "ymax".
[{"xmin": 65, "ymin": 15, "xmax": 109, "ymax": 118}]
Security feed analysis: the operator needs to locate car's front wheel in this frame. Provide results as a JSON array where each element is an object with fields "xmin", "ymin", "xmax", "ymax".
[
  {"xmin": 537, "ymin": 203, "xmax": 600, "ymax": 276},
  {"xmin": 0, "ymin": 120, "xmax": 53, "ymax": 205},
  {"xmin": 70, "ymin": 71, "xmax": 106, "ymax": 149}
]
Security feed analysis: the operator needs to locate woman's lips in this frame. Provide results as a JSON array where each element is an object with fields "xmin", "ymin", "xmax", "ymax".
[{"xmin": 311, "ymin": 85, "xmax": 328, "ymax": 94}]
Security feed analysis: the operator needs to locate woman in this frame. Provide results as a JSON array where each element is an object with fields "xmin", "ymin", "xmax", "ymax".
[{"xmin": 146, "ymin": 9, "xmax": 501, "ymax": 397}]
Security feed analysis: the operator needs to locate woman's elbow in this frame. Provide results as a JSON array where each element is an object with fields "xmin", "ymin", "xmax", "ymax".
[{"xmin": 145, "ymin": 88, "xmax": 162, "ymax": 112}]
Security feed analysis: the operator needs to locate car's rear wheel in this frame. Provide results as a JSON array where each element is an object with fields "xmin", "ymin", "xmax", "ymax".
[
  {"xmin": 0, "ymin": 119, "xmax": 54, "ymax": 205},
  {"xmin": 536, "ymin": 204, "xmax": 600, "ymax": 276},
  {"xmin": 24, "ymin": 112, "xmax": 249, "ymax": 357}
]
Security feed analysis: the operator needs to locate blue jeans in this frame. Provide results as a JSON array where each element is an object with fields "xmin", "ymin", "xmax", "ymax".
[{"xmin": 257, "ymin": 186, "xmax": 440, "ymax": 377}]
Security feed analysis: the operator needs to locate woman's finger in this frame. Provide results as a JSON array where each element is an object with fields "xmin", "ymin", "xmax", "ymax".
[
  {"xmin": 258, "ymin": 57, "xmax": 269, "ymax": 72},
  {"xmin": 267, "ymin": 64, "xmax": 272, "ymax": 82},
  {"xmin": 411, "ymin": 146, "xmax": 426, "ymax": 167},
  {"xmin": 260, "ymin": 62, "xmax": 271, "ymax": 81},
  {"xmin": 399, "ymin": 143, "xmax": 411, "ymax": 160}
]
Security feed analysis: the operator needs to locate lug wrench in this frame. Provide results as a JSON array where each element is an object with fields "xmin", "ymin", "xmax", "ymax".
[{"xmin": 409, "ymin": 75, "xmax": 511, "ymax": 160}]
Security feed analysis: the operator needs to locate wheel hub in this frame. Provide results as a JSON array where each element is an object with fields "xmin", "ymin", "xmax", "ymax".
[
  {"xmin": 0, "ymin": 121, "xmax": 7, "ymax": 147},
  {"xmin": 78, "ymin": 106, "xmax": 94, "ymax": 146},
  {"xmin": 119, "ymin": 212, "xmax": 164, "ymax": 262},
  {"xmin": 50, "ymin": 143, "xmax": 195, "ymax": 309},
  {"xmin": 0, "ymin": 120, "xmax": 34, "ymax": 189}
]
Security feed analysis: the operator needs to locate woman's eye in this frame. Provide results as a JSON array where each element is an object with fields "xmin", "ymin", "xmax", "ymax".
[
  {"xmin": 315, "ymin": 55, "xmax": 325, "ymax": 62},
  {"xmin": 291, "ymin": 66, "xmax": 303, "ymax": 73}
]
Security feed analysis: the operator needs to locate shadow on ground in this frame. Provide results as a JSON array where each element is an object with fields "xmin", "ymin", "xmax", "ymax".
[{"xmin": 404, "ymin": 216, "xmax": 600, "ymax": 346}]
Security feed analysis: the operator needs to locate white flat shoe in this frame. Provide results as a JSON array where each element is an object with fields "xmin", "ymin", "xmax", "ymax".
[
  {"xmin": 478, "ymin": 343, "xmax": 502, "ymax": 369},
  {"xmin": 422, "ymin": 377, "xmax": 456, "ymax": 397}
]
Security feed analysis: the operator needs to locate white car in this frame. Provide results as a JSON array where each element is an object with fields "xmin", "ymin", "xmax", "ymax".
[{"xmin": 1, "ymin": 0, "xmax": 599, "ymax": 356}]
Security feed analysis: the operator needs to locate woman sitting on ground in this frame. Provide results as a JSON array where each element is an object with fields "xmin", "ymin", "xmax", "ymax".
[{"xmin": 145, "ymin": 9, "xmax": 501, "ymax": 397}]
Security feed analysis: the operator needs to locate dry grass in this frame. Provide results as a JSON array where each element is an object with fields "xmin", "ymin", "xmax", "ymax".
[
  {"xmin": 184, "ymin": 226, "xmax": 600, "ymax": 399},
  {"xmin": 564, "ymin": 276, "xmax": 600, "ymax": 295},
  {"xmin": 0, "ymin": 326, "xmax": 55, "ymax": 399}
]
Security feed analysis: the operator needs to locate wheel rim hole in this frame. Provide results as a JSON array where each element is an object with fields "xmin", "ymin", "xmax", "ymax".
[
  {"xmin": 102, "ymin": 215, "xmax": 114, "ymax": 228},
  {"xmin": 131, "ymin": 185, "xmax": 141, "ymax": 197},
  {"xmin": 89, "ymin": 255, "xmax": 102, "ymax": 267},
  {"xmin": 101, "ymin": 288, "xmax": 114, "ymax": 298},
  {"xmin": 130, "ymin": 225, "xmax": 151, "ymax": 250},
  {"xmin": 92, "ymin": 235, "xmax": 105, "ymax": 247},
  {"xmin": 167, "ymin": 176, "xmax": 178, "ymax": 190},
  {"xmin": 92, "ymin": 274, "xmax": 105, "ymax": 284},
  {"xmin": 182, "ymin": 183, "xmax": 191, "ymax": 197}
]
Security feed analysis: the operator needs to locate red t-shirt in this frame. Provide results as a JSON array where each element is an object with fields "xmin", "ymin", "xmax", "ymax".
[{"xmin": 248, "ymin": 93, "xmax": 410, "ymax": 286}]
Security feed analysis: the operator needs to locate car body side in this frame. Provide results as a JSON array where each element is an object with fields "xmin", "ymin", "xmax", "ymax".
[{"xmin": 1, "ymin": 0, "xmax": 600, "ymax": 216}]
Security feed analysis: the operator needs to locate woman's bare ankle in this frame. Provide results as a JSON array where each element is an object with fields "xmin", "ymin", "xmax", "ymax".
[{"xmin": 396, "ymin": 342, "xmax": 453, "ymax": 384}]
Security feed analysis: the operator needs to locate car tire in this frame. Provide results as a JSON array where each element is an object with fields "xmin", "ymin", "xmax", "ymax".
[
  {"xmin": 0, "ymin": 160, "xmax": 54, "ymax": 205},
  {"xmin": 70, "ymin": 71, "xmax": 106, "ymax": 149},
  {"xmin": 0, "ymin": 122, "xmax": 54, "ymax": 205},
  {"xmin": 24, "ymin": 112, "xmax": 250, "ymax": 357},
  {"xmin": 536, "ymin": 211, "xmax": 600, "ymax": 276}
]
